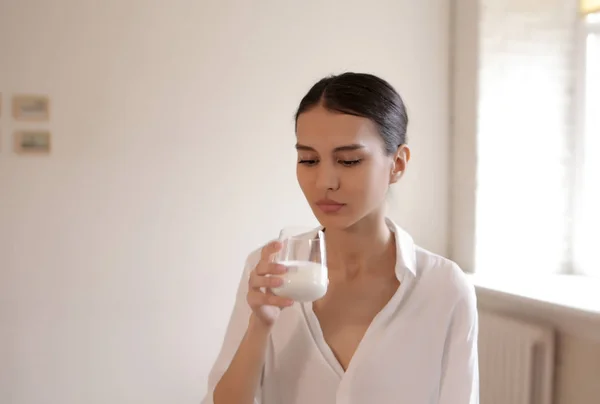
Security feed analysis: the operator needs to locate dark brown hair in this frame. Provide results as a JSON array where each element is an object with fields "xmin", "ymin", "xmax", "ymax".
[{"xmin": 295, "ymin": 72, "xmax": 409, "ymax": 154}]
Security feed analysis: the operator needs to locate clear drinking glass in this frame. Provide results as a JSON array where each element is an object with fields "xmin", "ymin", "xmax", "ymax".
[{"xmin": 270, "ymin": 227, "xmax": 328, "ymax": 302}]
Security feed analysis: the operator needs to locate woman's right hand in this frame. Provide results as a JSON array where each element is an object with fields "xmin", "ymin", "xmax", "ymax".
[{"xmin": 247, "ymin": 240, "xmax": 295, "ymax": 327}]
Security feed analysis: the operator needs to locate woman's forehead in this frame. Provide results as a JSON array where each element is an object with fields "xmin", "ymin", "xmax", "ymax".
[{"xmin": 296, "ymin": 108, "xmax": 381, "ymax": 148}]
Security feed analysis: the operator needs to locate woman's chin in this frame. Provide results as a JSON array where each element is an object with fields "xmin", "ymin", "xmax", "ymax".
[{"xmin": 313, "ymin": 211, "xmax": 357, "ymax": 230}]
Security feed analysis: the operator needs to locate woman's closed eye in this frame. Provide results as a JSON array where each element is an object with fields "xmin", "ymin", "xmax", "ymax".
[
  {"xmin": 297, "ymin": 158, "xmax": 363, "ymax": 167},
  {"xmin": 339, "ymin": 159, "xmax": 361, "ymax": 167},
  {"xmin": 298, "ymin": 158, "xmax": 318, "ymax": 166}
]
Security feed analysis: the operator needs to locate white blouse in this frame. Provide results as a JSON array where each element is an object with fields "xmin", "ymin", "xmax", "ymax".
[{"xmin": 202, "ymin": 218, "xmax": 479, "ymax": 404}]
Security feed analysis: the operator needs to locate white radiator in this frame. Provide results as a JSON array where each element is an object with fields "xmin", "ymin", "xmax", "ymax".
[{"xmin": 478, "ymin": 310, "xmax": 555, "ymax": 404}]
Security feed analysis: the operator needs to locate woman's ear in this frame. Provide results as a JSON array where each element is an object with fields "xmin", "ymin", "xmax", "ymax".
[{"xmin": 390, "ymin": 144, "xmax": 410, "ymax": 184}]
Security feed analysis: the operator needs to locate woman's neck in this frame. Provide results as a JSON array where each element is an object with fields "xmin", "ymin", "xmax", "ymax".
[{"xmin": 324, "ymin": 213, "xmax": 395, "ymax": 278}]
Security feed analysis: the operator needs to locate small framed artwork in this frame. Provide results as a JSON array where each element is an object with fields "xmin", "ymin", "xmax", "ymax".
[
  {"xmin": 14, "ymin": 130, "xmax": 51, "ymax": 155},
  {"xmin": 12, "ymin": 94, "xmax": 50, "ymax": 121}
]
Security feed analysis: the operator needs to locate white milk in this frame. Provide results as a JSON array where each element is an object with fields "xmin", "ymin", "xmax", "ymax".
[{"xmin": 271, "ymin": 260, "xmax": 328, "ymax": 302}]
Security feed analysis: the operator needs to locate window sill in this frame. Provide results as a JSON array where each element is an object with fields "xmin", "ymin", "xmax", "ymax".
[{"xmin": 466, "ymin": 273, "xmax": 600, "ymax": 342}]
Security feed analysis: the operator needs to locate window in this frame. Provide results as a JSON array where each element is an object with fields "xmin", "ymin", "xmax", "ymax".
[
  {"xmin": 580, "ymin": 0, "xmax": 600, "ymax": 16},
  {"xmin": 474, "ymin": 2, "xmax": 572, "ymax": 276},
  {"xmin": 573, "ymin": 11, "xmax": 600, "ymax": 276},
  {"xmin": 473, "ymin": 3, "xmax": 600, "ymax": 277}
]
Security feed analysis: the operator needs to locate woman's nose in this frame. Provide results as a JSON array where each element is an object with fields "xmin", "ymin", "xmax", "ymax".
[{"xmin": 315, "ymin": 163, "xmax": 340, "ymax": 191}]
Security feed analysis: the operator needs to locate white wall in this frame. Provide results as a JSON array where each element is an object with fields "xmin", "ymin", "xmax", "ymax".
[
  {"xmin": 0, "ymin": 1, "xmax": 451, "ymax": 402},
  {"xmin": 450, "ymin": 0, "xmax": 480, "ymax": 272}
]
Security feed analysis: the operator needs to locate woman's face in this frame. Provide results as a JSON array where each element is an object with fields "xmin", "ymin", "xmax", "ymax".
[{"xmin": 295, "ymin": 105, "xmax": 408, "ymax": 230}]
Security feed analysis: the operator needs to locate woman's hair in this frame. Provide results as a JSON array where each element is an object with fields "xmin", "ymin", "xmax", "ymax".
[{"xmin": 294, "ymin": 72, "xmax": 409, "ymax": 155}]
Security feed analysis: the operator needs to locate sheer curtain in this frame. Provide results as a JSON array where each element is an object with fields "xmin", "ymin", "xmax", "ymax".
[
  {"xmin": 475, "ymin": 3, "xmax": 599, "ymax": 277},
  {"xmin": 573, "ymin": 13, "xmax": 600, "ymax": 276},
  {"xmin": 475, "ymin": 0, "xmax": 574, "ymax": 276}
]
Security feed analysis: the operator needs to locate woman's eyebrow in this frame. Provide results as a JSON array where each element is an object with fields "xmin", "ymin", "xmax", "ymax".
[{"xmin": 295, "ymin": 143, "xmax": 366, "ymax": 152}]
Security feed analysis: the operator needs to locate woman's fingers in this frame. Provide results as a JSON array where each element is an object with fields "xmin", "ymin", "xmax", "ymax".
[
  {"xmin": 258, "ymin": 241, "xmax": 282, "ymax": 267},
  {"xmin": 247, "ymin": 289, "xmax": 294, "ymax": 308},
  {"xmin": 244, "ymin": 240, "xmax": 294, "ymax": 321},
  {"xmin": 249, "ymin": 271, "xmax": 285, "ymax": 289},
  {"xmin": 264, "ymin": 262, "xmax": 288, "ymax": 275}
]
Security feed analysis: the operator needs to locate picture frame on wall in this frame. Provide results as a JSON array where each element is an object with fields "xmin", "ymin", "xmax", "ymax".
[
  {"xmin": 14, "ymin": 130, "xmax": 51, "ymax": 154},
  {"xmin": 12, "ymin": 94, "xmax": 50, "ymax": 121}
]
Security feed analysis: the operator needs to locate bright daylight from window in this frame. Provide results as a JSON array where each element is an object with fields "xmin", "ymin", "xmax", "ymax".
[
  {"xmin": 475, "ymin": 9, "xmax": 600, "ymax": 278},
  {"xmin": 574, "ymin": 12, "xmax": 600, "ymax": 277}
]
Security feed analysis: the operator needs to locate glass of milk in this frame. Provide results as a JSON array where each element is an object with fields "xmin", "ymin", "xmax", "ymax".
[{"xmin": 270, "ymin": 227, "xmax": 328, "ymax": 302}]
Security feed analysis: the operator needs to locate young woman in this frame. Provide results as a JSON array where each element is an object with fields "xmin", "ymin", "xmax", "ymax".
[{"xmin": 202, "ymin": 73, "xmax": 479, "ymax": 404}]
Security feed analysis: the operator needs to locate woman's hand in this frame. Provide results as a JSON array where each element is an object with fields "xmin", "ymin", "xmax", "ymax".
[
  {"xmin": 212, "ymin": 241, "xmax": 292, "ymax": 404},
  {"xmin": 247, "ymin": 241, "xmax": 294, "ymax": 327}
]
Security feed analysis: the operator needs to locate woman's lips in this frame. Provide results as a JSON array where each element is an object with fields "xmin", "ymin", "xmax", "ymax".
[{"xmin": 315, "ymin": 199, "xmax": 346, "ymax": 213}]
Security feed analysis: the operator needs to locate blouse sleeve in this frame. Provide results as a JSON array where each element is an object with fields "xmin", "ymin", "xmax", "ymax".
[
  {"xmin": 201, "ymin": 252, "xmax": 262, "ymax": 404},
  {"xmin": 438, "ymin": 280, "xmax": 480, "ymax": 404}
]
